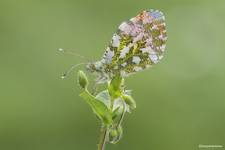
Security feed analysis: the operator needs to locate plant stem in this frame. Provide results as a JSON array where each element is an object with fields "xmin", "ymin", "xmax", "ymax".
[
  {"xmin": 98, "ymin": 125, "xmax": 108, "ymax": 150},
  {"xmin": 117, "ymin": 101, "xmax": 126, "ymax": 128}
]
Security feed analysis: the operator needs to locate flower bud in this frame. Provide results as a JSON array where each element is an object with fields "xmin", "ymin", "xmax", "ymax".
[
  {"xmin": 109, "ymin": 128, "xmax": 118, "ymax": 138},
  {"xmin": 109, "ymin": 125, "xmax": 123, "ymax": 144},
  {"xmin": 77, "ymin": 70, "xmax": 88, "ymax": 89}
]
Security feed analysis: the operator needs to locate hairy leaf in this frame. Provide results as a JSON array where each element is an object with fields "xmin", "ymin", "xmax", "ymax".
[
  {"xmin": 95, "ymin": 90, "xmax": 111, "ymax": 109},
  {"xmin": 79, "ymin": 90, "xmax": 112, "ymax": 125}
]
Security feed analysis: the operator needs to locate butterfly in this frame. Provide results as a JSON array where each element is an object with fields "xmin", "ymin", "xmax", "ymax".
[{"xmin": 86, "ymin": 9, "xmax": 167, "ymax": 83}]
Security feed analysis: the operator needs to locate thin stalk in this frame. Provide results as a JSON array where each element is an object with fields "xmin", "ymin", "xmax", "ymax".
[
  {"xmin": 117, "ymin": 101, "xmax": 126, "ymax": 128},
  {"xmin": 98, "ymin": 125, "xmax": 108, "ymax": 150}
]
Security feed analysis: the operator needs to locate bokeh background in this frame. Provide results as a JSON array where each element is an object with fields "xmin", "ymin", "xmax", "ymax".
[{"xmin": 1, "ymin": 0, "xmax": 225, "ymax": 150}]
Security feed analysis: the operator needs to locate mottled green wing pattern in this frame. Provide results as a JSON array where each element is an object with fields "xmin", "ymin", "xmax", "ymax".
[{"xmin": 102, "ymin": 10, "xmax": 167, "ymax": 77}]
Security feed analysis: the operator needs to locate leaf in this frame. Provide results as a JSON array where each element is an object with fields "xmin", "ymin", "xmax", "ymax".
[
  {"xmin": 108, "ymin": 75, "xmax": 123, "ymax": 99},
  {"xmin": 95, "ymin": 90, "xmax": 111, "ymax": 109},
  {"xmin": 112, "ymin": 107, "xmax": 121, "ymax": 120},
  {"xmin": 79, "ymin": 90, "xmax": 112, "ymax": 125},
  {"xmin": 122, "ymin": 94, "xmax": 136, "ymax": 110},
  {"xmin": 112, "ymin": 98, "xmax": 128, "ymax": 119}
]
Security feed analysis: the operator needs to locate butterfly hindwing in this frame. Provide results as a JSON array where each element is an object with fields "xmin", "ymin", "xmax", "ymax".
[{"xmin": 102, "ymin": 10, "xmax": 167, "ymax": 77}]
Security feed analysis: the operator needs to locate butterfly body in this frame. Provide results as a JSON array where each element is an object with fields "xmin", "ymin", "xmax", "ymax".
[{"xmin": 86, "ymin": 10, "xmax": 167, "ymax": 83}]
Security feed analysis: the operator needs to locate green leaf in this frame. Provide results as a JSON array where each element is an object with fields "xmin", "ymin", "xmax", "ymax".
[
  {"xmin": 111, "ymin": 98, "xmax": 126, "ymax": 119},
  {"xmin": 95, "ymin": 90, "xmax": 111, "ymax": 109},
  {"xmin": 112, "ymin": 107, "xmax": 121, "ymax": 120},
  {"xmin": 79, "ymin": 90, "xmax": 112, "ymax": 125},
  {"xmin": 108, "ymin": 75, "xmax": 123, "ymax": 99},
  {"xmin": 122, "ymin": 94, "xmax": 136, "ymax": 110}
]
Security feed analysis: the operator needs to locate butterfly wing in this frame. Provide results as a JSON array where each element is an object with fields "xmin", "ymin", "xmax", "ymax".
[{"xmin": 102, "ymin": 10, "xmax": 167, "ymax": 77}]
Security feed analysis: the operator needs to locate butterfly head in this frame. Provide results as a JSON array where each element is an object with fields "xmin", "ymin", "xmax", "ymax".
[
  {"xmin": 86, "ymin": 63, "xmax": 95, "ymax": 73},
  {"xmin": 86, "ymin": 61, "xmax": 105, "ymax": 73},
  {"xmin": 86, "ymin": 61, "xmax": 110, "ymax": 83}
]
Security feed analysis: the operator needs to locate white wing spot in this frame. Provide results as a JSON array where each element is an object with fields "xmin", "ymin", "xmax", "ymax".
[
  {"xmin": 112, "ymin": 34, "xmax": 121, "ymax": 47},
  {"xmin": 133, "ymin": 66, "xmax": 143, "ymax": 72},
  {"xmin": 121, "ymin": 62, "xmax": 127, "ymax": 67},
  {"xmin": 149, "ymin": 54, "xmax": 158, "ymax": 63},
  {"xmin": 133, "ymin": 32, "xmax": 144, "ymax": 43},
  {"xmin": 119, "ymin": 46, "xmax": 130, "ymax": 58},
  {"xmin": 140, "ymin": 47, "xmax": 152, "ymax": 53},
  {"xmin": 158, "ymin": 55, "xmax": 163, "ymax": 60},
  {"xmin": 119, "ymin": 22, "xmax": 132, "ymax": 34},
  {"xmin": 160, "ymin": 45, "xmax": 166, "ymax": 51},
  {"xmin": 132, "ymin": 56, "xmax": 141, "ymax": 64},
  {"xmin": 104, "ymin": 48, "xmax": 114, "ymax": 64}
]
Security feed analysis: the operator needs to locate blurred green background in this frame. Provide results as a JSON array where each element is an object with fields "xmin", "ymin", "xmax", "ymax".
[{"xmin": 1, "ymin": 0, "xmax": 225, "ymax": 150}]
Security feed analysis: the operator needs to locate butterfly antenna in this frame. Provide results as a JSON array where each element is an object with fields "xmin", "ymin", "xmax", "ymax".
[
  {"xmin": 58, "ymin": 48, "xmax": 90, "ymax": 61},
  {"xmin": 61, "ymin": 63, "xmax": 87, "ymax": 79}
]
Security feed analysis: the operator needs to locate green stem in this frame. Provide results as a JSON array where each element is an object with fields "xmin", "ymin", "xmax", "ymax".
[
  {"xmin": 117, "ymin": 101, "xmax": 126, "ymax": 128},
  {"xmin": 98, "ymin": 125, "xmax": 108, "ymax": 150}
]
